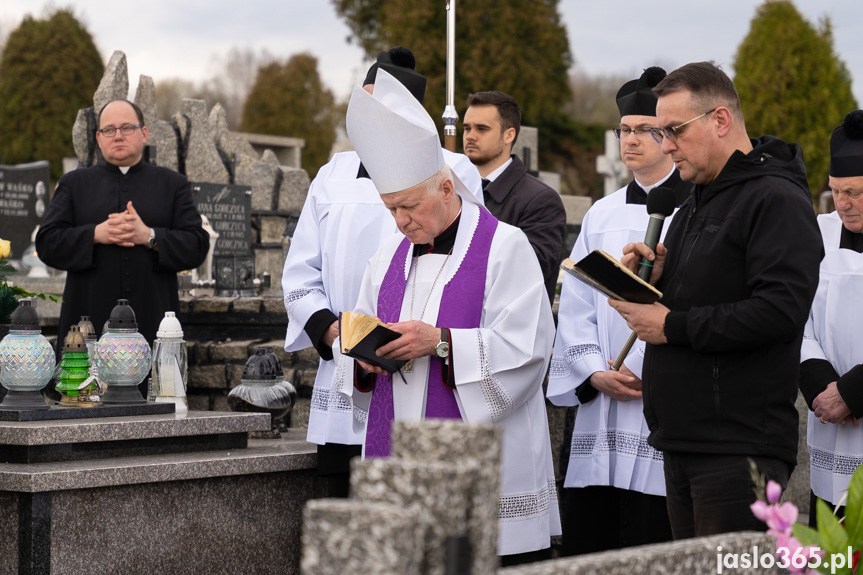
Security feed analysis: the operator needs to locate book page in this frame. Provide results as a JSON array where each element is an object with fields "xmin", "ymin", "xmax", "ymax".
[{"xmin": 340, "ymin": 311, "xmax": 387, "ymax": 351}]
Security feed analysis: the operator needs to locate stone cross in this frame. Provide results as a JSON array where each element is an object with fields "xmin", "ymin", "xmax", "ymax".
[{"xmin": 595, "ymin": 130, "xmax": 629, "ymax": 196}]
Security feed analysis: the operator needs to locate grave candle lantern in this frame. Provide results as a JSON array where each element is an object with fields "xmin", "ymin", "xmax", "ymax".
[
  {"xmin": 0, "ymin": 299, "xmax": 55, "ymax": 410},
  {"xmin": 57, "ymin": 325, "xmax": 99, "ymax": 406},
  {"xmin": 94, "ymin": 299, "xmax": 151, "ymax": 405},
  {"xmin": 228, "ymin": 347, "xmax": 293, "ymax": 439}
]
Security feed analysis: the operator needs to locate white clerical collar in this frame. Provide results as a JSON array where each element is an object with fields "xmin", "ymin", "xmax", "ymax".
[
  {"xmin": 118, "ymin": 166, "xmax": 131, "ymax": 174},
  {"xmin": 636, "ymin": 165, "xmax": 676, "ymax": 194},
  {"xmin": 483, "ymin": 157, "xmax": 513, "ymax": 183}
]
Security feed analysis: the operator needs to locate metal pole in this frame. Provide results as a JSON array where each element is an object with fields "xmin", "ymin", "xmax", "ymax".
[{"xmin": 442, "ymin": 0, "xmax": 458, "ymax": 152}]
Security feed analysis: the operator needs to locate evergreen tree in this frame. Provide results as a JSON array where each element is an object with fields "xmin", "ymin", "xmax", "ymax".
[
  {"xmin": 241, "ymin": 53, "xmax": 337, "ymax": 178},
  {"xmin": 0, "ymin": 10, "xmax": 104, "ymax": 181},
  {"xmin": 333, "ymin": 0, "xmax": 572, "ymax": 170},
  {"xmin": 734, "ymin": 0, "xmax": 857, "ymax": 199}
]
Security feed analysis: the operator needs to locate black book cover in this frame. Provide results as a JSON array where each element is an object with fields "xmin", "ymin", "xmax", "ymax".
[
  {"xmin": 562, "ymin": 249, "xmax": 662, "ymax": 304},
  {"xmin": 340, "ymin": 315, "xmax": 408, "ymax": 373}
]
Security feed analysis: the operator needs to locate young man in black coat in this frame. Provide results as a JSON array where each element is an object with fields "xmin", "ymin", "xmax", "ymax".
[{"xmin": 463, "ymin": 91, "xmax": 566, "ymax": 304}]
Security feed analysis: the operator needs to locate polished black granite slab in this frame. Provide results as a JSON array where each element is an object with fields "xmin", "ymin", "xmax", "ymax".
[{"xmin": 0, "ymin": 402, "xmax": 174, "ymax": 422}]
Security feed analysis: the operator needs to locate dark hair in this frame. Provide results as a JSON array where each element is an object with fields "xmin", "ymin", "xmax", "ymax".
[
  {"xmin": 653, "ymin": 61, "xmax": 743, "ymax": 121},
  {"xmin": 466, "ymin": 91, "xmax": 521, "ymax": 143},
  {"xmin": 97, "ymin": 99, "xmax": 145, "ymax": 126}
]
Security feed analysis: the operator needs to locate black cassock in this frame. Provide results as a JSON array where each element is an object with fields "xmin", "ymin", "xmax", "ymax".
[{"xmin": 36, "ymin": 160, "xmax": 209, "ymax": 346}]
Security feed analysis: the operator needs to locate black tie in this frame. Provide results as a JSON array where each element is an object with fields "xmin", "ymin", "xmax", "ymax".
[{"xmin": 482, "ymin": 178, "xmax": 491, "ymax": 192}]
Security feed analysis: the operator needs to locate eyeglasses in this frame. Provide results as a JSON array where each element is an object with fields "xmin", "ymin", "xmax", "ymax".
[
  {"xmin": 97, "ymin": 124, "xmax": 143, "ymax": 138},
  {"xmin": 650, "ymin": 108, "xmax": 718, "ymax": 145},
  {"xmin": 613, "ymin": 126, "xmax": 655, "ymax": 140}
]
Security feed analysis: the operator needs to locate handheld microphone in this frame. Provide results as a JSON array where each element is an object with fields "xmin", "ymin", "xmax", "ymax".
[
  {"xmin": 637, "ymin": 187, "xmax": 677, "ymax": 282},
  {"xmin": 611, "ymin": 186, "xmax": 677, "ymax": 371}
]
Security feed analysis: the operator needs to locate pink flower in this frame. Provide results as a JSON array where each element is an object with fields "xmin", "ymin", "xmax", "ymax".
[
  {"xmin": 766, "ymin": 480, "xmax": 782, "ymax": 503},
  {"xmin": 770, "ymin": 529, "xmax": 799, "ymax": 548},
  {"xmin": 767, "ymin": 502, "xmax": 799, "ymax": 532},
  {"xmin": 754, "ymin": 501, "xmax": 799, "ymax": 532},
  {"xmin": 751, "ymin": 500, "xmax": 770, "ymax": 522},
  {"xmin": 771, "ymin": 530, "xmax": 823, "ymax": 574}
]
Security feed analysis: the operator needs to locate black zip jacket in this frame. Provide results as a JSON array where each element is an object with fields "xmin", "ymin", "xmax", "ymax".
[{"xmin": 642, "ymin": 135, "xmax": 824, "ymax": 465}]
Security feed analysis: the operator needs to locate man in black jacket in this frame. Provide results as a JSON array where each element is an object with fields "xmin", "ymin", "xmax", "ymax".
[
  {"xmin": 463, "ymin": 91, "xmax": 566, "ymax": 304},
  {"xmin": 609, "ymin": 62, "xmax": 824, "ymax": 538}
]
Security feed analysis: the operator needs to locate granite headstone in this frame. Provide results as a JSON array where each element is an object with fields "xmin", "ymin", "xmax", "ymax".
[
  {"xmin": 192, "ymin": 182, "xmax": 256, "ymax": 295},
  {"xmin": 0, "ymin": 162, "xmax": 51, "ymax": 260},
  {"xmin": 192, "ymin": 183, "xmax": 253, "ymax": 257}
]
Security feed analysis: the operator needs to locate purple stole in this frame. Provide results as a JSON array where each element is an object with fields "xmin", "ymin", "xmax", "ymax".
[{"xmin": 364, "ymin": 208, "xmax": 498, "ymax": 457}]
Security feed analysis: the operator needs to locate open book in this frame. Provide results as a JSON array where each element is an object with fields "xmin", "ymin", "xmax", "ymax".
[
  {"xmin": 339, "ymin": 311, "xmax": 408, "ymax": 373},
  {"xmin": 561, "ymin": 250, "xmax": 662, "ymax": 304}
]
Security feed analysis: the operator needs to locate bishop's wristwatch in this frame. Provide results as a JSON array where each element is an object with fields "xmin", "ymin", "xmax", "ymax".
[
  {"xmin": 147, "ymin": 228, "xmax": 157, "ymax": 249},
  {"xmin": 434, "ymin": 328, "xmax": 450, "ymax": 359}
]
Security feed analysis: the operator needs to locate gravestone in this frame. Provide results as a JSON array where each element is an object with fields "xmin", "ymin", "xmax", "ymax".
[
  {"xmin": 209, "ymin": 103, "xmax": 257, "ymax": 166},
  {"xmin": 93, "ymin": 51, "xmax": 129, "ymax": 117},
  {"xmin": 595, "ymin": 130, "xmax": 629, "ymax": 196},
  {"xmin": 0, "ymin": 161, "xmax": 51, "ymax": 260},
  {"xmin": 515, "ymin": 126, "xmax": 539, "ymax": 174},
  {"xmin": 192, "ymin": 183, "xmax": 256, "ymax": 296},
  {"xmin": 176, "ymin": 99, "xmax": 230, "ymax": 185},
  {"xmin": 71, "ymin": 107, "xmax": 97, "ymax": 167}
]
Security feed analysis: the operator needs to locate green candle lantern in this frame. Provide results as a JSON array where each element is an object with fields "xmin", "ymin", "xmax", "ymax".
[{"xmin": 57, "ymin": 325, "xmax": 99, "ymax": 406}]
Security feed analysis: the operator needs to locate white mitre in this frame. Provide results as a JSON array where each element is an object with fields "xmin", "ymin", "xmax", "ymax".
[{"xmin": 346, "ymin": 68, "xmax": 479, "ymax": 204}]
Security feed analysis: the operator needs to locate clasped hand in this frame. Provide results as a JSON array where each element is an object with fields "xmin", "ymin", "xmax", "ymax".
[
  {"xmin": 813, "ymin": 382, "xmax": 860, "ymax": 426},
  {"xmin": 95, "ymin": 201, "xmax": 149, "ymax": 247},
  {"xmin": 590, "ymin": 361, "xmax": 642, "ymax": 401}
]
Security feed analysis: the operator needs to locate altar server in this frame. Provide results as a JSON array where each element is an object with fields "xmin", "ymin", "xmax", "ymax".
[
  {"xmin": 801, "ymin": 109, "xmax": 863, "ymax": 526},
  {"xmin": 547, "ymin": 67, "xmax": 690, "ymax": 555}
]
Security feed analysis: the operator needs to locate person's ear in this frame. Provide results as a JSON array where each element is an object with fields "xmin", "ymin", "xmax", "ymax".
[{"xmin": 714, "ymin": 107, "xmax": 733, "ymax": 138}]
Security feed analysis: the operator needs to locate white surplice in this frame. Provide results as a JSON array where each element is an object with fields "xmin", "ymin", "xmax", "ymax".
[
  {"xmin": 547, "ymin": 184, "xmax": 676, "ymax": 497},
  {"xmin": 282, "ymin": 149, "xmax": 482, "ymax": 446},
  {"xmin": 333, "ymin": 199, "xmax": 561, "ymax": 556},
  {"xmin": 802, "ymin": 212, "xmax": 863, "ymax": 503}
]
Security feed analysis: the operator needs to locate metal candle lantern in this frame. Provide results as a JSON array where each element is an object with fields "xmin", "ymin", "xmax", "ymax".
[
  {"xmin": 228, "ymin": 347, "xmax": 293, "ymax": 439},
  {"xmin": 94, "ymin": 299, "xmax": 151, "ymax": 405},
  {"xmin": 0, "ymin": 299, "xmax": 55, "ymax": 410}
]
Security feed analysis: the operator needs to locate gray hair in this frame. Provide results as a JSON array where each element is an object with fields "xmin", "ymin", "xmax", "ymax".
[{"xmin": 423, "ymin": 164, "xmax": 454, "ymax": 196}]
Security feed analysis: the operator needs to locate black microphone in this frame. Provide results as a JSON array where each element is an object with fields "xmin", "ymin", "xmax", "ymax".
[
  {"xmin": 637, "ymin": 187, "xmax": 677, "ymax": 281},
  {"xmin": 611, "ymin": 186, "xmax": 677, "ymax": 371}
]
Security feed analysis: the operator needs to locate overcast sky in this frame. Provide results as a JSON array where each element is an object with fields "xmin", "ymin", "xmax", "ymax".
[{"xmin": 3, "ymin": 0, "xmax": 863, "ymax": 106}]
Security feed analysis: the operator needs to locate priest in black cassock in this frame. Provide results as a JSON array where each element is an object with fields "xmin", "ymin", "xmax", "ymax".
[
  {"xmin": 36, "ymin": 99, "xmax": 209, "ymax": 347},
  {"xmin": 548, "ymin": 66, "xmax": 690, "ymax": 556}
]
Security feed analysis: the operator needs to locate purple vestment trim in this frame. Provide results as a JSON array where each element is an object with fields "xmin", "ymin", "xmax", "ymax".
[{"xmin": 364, "ymin": 208, "xmax": 498, "ymax": 457}]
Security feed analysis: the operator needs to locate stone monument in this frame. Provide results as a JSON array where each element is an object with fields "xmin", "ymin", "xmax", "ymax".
[
  {"xmin": 300, "ymin": 420, "xmax": 502, "ymax": 575},
  {"xmin": 595, "ymin": 129, "xmax": 629, "ymax": 197}
]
